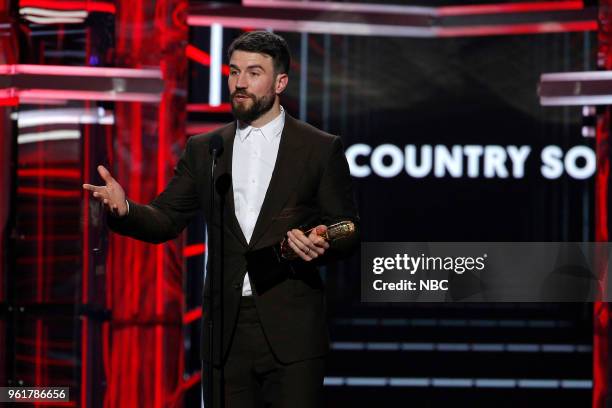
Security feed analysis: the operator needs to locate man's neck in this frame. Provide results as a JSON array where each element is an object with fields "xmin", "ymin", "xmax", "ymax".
[{"xmin": 240, "ymin": 101, "xmax": 282, "ymax": 129}]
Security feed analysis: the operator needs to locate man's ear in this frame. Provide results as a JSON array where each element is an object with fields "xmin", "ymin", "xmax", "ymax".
[{"xmin": 275, "ymin": 73, "xmax": 289, "ymax": 94}]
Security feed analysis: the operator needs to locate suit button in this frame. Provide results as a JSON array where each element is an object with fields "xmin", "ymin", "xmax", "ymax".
[{"xmin": 233, "ymin": 282, "xmax": 242, "ymax": 290}]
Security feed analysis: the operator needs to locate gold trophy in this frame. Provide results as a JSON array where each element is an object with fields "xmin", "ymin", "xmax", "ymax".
[{"xmin": 280, "ymin": 220, "xmax": 356, "ymax": 260}]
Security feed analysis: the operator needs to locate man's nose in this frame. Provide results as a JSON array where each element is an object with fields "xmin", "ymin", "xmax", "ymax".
[{"xmin": 236, "ymin": 73, "xmax": 248, "ymax": 89}]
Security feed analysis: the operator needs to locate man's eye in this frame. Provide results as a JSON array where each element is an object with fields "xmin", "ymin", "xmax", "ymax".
[
  {"xmin": 250, "ymin": 72, "xmax": 260, "ymax": 76},
  {"xmin": 230, "ymin": 71, "xmax": 239, "ymax": 76}
]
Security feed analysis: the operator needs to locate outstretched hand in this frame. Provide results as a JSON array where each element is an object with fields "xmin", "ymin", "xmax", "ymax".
[
  {"xmin": 82, "ymin": 165, "xmax": 128, "ymax": 217},
  {"xmin": 286, "ymin": 225, "xmax": 330, "ymax": 262}
]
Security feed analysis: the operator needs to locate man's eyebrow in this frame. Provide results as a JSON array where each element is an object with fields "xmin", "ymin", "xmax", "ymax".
[
  {"xmin": 247, "ymin": 65, "xmax": 265, "ymax": 71},
  {"xmin": 229, "ymin": 64, "xmax": 266, "ymax": 71}
]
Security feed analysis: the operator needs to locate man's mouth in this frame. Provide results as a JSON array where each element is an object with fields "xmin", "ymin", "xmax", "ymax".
[{"xmin": 233, "ymin": 94, "xmax": 251, "ymax": 101}]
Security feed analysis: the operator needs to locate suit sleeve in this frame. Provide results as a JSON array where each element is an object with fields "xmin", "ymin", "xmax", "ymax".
[
  {"xmin": 107, "ymin": 137, "xmax": 201, "ymax": 244},
  {"xmin": 312, "ymin": 136, "xmax": 360, "ymax": 264}
]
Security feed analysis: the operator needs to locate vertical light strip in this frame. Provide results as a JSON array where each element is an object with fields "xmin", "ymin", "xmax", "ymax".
[
  {"xmin": 582, "ymin": 31, "xmax": 591, "ymax": 242},
  {"xmin": 81, "ymin": 98, "xmax": 91, "ymax": 408},
  {"xmin": 35, "ymin": 126, "xmax": 44, "ymax": 393},
  {"xmin": 340, "ymin": 35, "xmax": 349, "ymax": 138},
  {"xmin": 155, "ymin": 81, "xmax": 167, "ymax": 408},
  {"xmin": 299, "ymin": 33, "xmax": 308, "ymax": 121},
  {"xmin": 561, "ymin": 32, "xmax": 570, "ymax": 242},
  {"xmin": 209, "ymin": 24, "xmax": 223, "ymax": 107},
  {"xmin": 322, "ymin": 34, "xmax": 331, "ymax": 131}
]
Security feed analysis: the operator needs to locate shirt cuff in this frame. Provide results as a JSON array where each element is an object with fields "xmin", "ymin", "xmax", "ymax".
[{"xmin": 125, "ymin": 199, "xmax": 130, "ymax": 215}]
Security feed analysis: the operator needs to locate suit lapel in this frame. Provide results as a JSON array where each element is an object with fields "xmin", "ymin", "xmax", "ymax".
[
  {"xmin": 248, "ymin": 114, "xmax": 308, "ymax": 249},
  {"xmin": 216, "ymin": 122, "xmax": 249, "ymax": 248}
]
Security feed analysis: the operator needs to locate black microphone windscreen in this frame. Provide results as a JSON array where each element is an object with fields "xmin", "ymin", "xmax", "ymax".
[
  {"xmin": 209, "ymin": 134, "xmax": 223, "ymax": 156},
  {"xmin": 215, "ymin": 173, "xmax": 232, "ymax": 195}
]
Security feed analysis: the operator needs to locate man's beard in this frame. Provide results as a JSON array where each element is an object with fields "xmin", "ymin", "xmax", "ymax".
[{"xmin": 231, "ymin": 89, "xmax": 276, "ymax": 124}]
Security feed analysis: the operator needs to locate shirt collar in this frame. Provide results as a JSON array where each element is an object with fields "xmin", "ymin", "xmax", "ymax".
[{"xmin": 236, "ymin": 105, "xmax": 285, "ymax": 142}]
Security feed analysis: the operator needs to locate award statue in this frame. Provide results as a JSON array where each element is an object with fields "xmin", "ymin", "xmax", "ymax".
[
  {"xmin": 245, "ymin": 220, "xmax": 357, "ymax": 294},
  {"xmin": 280, "ymin": 221, "xmax": 356, "ymax": 260}
]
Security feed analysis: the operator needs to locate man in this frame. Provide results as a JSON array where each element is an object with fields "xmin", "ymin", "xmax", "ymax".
[{"xmin": 83, "ymin": 31, "xmax": 359, "ymax": 407}]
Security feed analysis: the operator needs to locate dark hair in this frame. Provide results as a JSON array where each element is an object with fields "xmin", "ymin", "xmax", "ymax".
[{"xmin": 227, "ymin": 31, "xmax": 291, "ymax": 75}]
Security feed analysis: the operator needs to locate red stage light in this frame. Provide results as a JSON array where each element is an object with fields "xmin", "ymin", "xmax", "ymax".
[
  {"xmin": 183, "ymin": 243, "xmax": 206, "ymax": 258},
  {"xmin": 183, "ymin": 307, "xmax": 202, "ymax": 325},
  {"xmin": 186, "ymin": 103, "xmax": 232, "ymax": 113},
  {"xmin": 437, "ymin": 1, "xmax": 584, "ymax": 16},
  {"xmin": 437, "ymin": 20, "xmax": 597, "ymax": 37},
  {"xmin": 186, "ymin": 44, "xmax": 230, "ymax": 76},
  {"xmin": 19, "ymin": 0, "xmax": 116, "ymax": 14}
]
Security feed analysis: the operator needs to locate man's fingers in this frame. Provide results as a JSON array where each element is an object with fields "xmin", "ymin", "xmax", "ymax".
[
  {"xmin": 290, "ymin": 230, "xmax": 318, "ymax": 253},
  {"xmin": 82, "ymin": 183, "xmax": 103, "ymax": 192},
  {"xmin": 288, "ymin": 230, "xmax": 322, "ymax": 258},
  {"xmin": 288, "ymin": 230, "xmax": 313, "ymax": 255},
  {"xmin": 299, "ymin": 230, "xmax": 326, "ymax": 254},
  {"xmin": 308, "ymin": 225, "xmax": 329, "ymax": 253},
  {"xmin": 83, "ymin": 181, "xmax": 120, "ymax": 214},
  {"xmin": 309, "ymin": 231, "xmax": 330, "ymax": 250},
  {"xmin": 287, "ymin": 237, "xmax": 314, "ymax": 261},
  {"xmin": 83, "ymin": 184, "xmax": 110, "ymax": 204},
  {"xmin": 304, "ymin": 231, "xmax": 327, "ymax": 254},
  {"xmin": 286, "ymin": 226, "xmax": 332, "ymax": 261},
  {"xmin": 307, "ymin": 239, "xmax": 325, "ymax": 255},
  {"xmin": 313, "ymin": 239, "xmax": 329, "ymax": 251},
  {"xmin": 97, "ymin": 165, "xmax": 114, "ymax": 184},
  {"xmin": 287, "ymin": 231, "xmax": 315, "ymax": 258},
  {"xmin": 314, "ymin": 225, "xmax": 328, "ymax": 236}
]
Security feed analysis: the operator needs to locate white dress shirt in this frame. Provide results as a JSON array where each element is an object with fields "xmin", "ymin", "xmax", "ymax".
[{"xmin": 232, "ymin": 106, "xmax": 285, "ymax": 296}]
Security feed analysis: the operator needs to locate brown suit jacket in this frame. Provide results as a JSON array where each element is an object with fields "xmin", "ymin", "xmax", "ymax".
[{"xmin": 108, "ymin": 113, "xmax": 360, "ymax": 364}]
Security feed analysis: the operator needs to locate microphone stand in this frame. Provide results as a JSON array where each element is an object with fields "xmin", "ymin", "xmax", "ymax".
[
  {"xmin": 215, "ymin": 174, "xmax": 231, "ymax": 408},
  {"xmin": 208, "ymin": 153, "xmax": 216, "ymax": 408},
  {"xmin": 207, "ymin": 135, "xmax": 232, "ymax": 408},
  {"xmin": 208, "ymin": 140, "xmax": 226, "ymax": 408}
]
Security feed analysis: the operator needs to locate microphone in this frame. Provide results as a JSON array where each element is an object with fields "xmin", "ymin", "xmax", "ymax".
[{"xmin": 209, "ymin": 134, "xmax": 223, "ymax": 159}]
